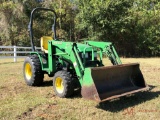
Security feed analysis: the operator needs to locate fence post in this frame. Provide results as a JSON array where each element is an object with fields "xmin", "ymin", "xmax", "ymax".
[{"xmin": 14, "ymin": 46, "xmax": 17, "ymax": 62}]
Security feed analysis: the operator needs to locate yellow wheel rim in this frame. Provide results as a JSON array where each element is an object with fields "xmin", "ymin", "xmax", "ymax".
[
  {"xmin": 25, "ymin": 63, "xmax": 32, "ymax": 80},
  {"xmin": 55, "ymin": 77, "xmax": 64, "ymax": 93}
]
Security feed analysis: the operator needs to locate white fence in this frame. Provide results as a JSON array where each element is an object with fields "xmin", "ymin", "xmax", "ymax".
[{"xmin": 0, "ymin": 46, "xmax": 41, "ymax": 62}]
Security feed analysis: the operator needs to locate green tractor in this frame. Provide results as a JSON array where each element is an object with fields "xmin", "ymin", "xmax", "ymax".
[{"xmin": 23, "ymin": 8, "xmax": 148, "ymax": 102}]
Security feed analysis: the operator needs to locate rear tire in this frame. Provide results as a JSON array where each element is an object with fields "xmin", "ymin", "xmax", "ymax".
[
  {"xmin": 53, "ymin": 70, "xmax": 74, "ymax": 98},
  {"xmin": 23, "ymin": 55, "xmax": 44, "ymax": 86}
]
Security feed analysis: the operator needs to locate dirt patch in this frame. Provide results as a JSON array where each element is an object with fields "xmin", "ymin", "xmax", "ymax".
[
  {"xmin": 1, "ymin": 58, "xmax": 160, "ymax": 120},
  {"xmin": 16, "ymin": 103, "xmax": 59, "ymax": 120},
  {"xmin": 0, "ymin": 82, "xmax": 27, "ymax": 99}
]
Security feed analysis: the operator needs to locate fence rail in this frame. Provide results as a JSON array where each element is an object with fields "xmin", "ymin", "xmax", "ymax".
[{"xmin": 0, "ymin": 46, "xmax": 41, "ymax": 62}]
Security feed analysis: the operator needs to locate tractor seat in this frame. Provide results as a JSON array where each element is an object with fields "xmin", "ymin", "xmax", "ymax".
[{"xmin": 41, "ymin": 36, "xmax": 53, "ymax": 53}]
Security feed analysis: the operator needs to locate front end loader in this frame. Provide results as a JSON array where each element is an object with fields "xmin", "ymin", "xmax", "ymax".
[{"xmin": 23, "ymin": 8, "xmax": 148, "ymax": 102}]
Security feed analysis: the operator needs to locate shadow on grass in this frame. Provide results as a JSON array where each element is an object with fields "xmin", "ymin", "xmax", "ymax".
[
  {"xmin": 41, "ymin": 80, "xmax": 53, "ymax": 87},
  {"xmin": 73, "ymin": 88, "xmax": 82, "ymax": 98},
  {"xmin": 39, "ymin": 80, "xmax": 82, "ymax": 98},
  {"xmin": 96, "ymin": 85, "xmax": 160, "ymax": 112},
  {"xmin": 41, "ymin": 80, "xmax": 82, "ymax": 99}
]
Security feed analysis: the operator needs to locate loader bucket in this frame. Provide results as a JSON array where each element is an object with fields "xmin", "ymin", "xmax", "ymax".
[{"xmin": 81, "ymin": 63, "xmax": 148, "ymax": 102}]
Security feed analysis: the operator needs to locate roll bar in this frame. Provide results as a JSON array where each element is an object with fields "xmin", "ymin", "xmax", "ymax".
[{"xmin": 28, "ymin": 7, "xmax": 57, "ymax": 51}]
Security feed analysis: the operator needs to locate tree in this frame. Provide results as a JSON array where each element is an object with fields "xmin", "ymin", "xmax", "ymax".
[
  {"xmin": 75, "ymin": 0, "xmax": 160, "ymax": 56},
  {"xmin": 0, "ymin": 0, "xmax": 159, "ymax": 56},
  {"xmin": 42, "ymin": 0, "xmax": 78, "ymax": 41},
  {"xmin": 0, "ymin": 1, "xmax": 28, "ymax": 46},
  {"xmin": 128, "ymin": 0, "xmax": 160, "ymax": 56}
]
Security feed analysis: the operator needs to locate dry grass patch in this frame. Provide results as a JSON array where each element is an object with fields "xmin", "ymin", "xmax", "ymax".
[{"xmin": 0, "ymin": 58, "xmax": 160, "ymax": 120}]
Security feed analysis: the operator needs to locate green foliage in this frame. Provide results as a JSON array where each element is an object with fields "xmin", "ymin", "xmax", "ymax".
[
  {"xmin": 0, "ymin": 1, "xmax": 29, "ymax": 46},
  {"xmin": 75, "ymin": 0, "xmax": 160, "ymax": 56},
  {"xmin": 128, "ymin": 0, "xmax": 160, "ymax": 56},
  {"xmin": 0, "ymin": 0, "xmax": 159, "ymax": 56},
  {"xmin": 40, "ymin": 0, "xmax": 75, "ymax": 40}
]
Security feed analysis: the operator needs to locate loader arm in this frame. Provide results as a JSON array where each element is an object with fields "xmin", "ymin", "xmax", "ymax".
[{"xmin": 85, "ymin": 41, "xmax": 122, "ymax": 65}]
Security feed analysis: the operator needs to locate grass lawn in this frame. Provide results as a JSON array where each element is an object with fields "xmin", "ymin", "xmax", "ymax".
[{"xmin": 0, "ymin": 58, "xmax": 160, "ymax": 120}]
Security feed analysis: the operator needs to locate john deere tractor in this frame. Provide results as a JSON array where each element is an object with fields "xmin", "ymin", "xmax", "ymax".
[{"xmin": 23, "ymin": 8, "xmax": 148, "ymax": 102}]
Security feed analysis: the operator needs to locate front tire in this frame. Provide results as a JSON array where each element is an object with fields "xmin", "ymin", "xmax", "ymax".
[
  {"xmin": 53, "ymin": 70, "xmax": 74, "ymax": 98},
  {"xmin": 23, "ymin": 55, "xmax": 44, "ymax": 86}
]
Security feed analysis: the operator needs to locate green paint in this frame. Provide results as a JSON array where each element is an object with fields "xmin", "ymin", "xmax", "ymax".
[
  {"xmin": 30, "ymin": 40, "xmax": 123, "ymax": 87},
  {"xmin": 85, "ymin": 41, "xmax": 122, "ymax": 65},
  {"xmin": 82, "ymin": 68, "xmax": 94, "ymax": 86}
]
